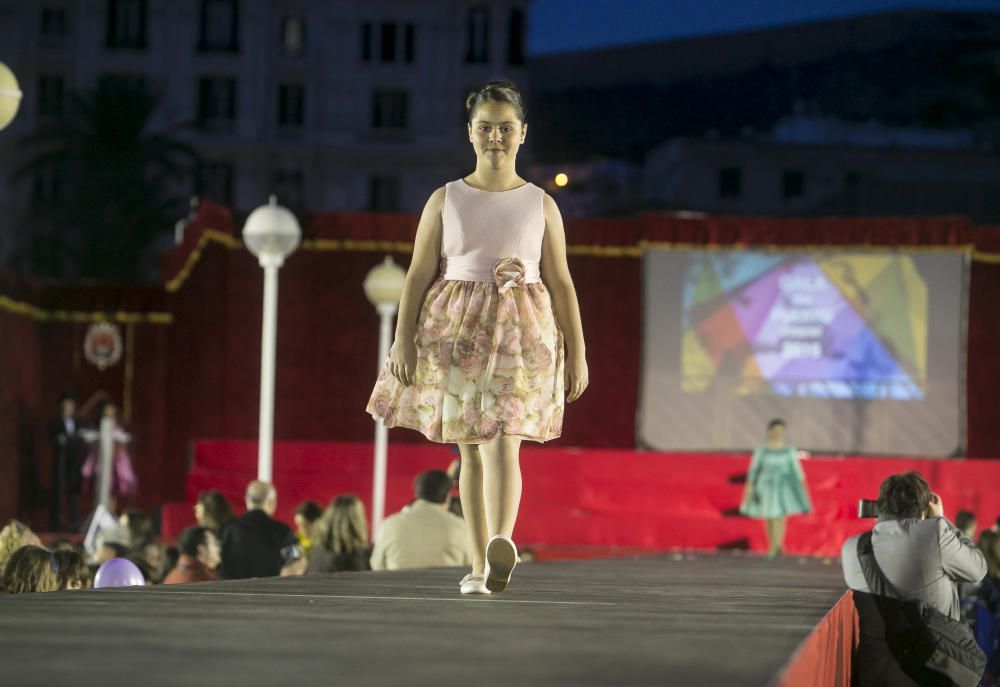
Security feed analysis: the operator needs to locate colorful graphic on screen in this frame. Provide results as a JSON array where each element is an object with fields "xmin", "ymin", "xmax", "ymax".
[{"xmin": 681, "ymin": 252, "xmax": 928, "ymax": 400}]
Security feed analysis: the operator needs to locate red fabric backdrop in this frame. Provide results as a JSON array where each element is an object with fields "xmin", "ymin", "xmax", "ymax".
[
  {"xmin": 160, "ymin": 441, "xmax": 1000, "ymax": 557},
  {"xmin": 3, "ymin": 202, "xmax": 1000, "ymax": 527}
]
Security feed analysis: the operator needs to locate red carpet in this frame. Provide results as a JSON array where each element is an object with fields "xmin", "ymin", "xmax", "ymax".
[{"xmin": 161, "ymin": 440, "xmax": 1000, "ymax": 556}]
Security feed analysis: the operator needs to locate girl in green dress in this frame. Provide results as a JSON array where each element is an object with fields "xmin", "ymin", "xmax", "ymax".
[{"xmin": 739, "ymin": 418, "xmax": 812, "ymax": 558}]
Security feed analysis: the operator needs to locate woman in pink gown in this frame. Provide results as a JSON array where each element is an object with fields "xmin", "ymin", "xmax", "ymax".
[{"xmin": 81, "ymin": 401, "xmax": 138, "ymax": 504}]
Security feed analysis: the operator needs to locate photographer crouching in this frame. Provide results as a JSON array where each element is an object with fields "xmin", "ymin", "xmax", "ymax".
[{"xmin": 842, "ymin": 471, "xmax": 988, "ymax": 687}]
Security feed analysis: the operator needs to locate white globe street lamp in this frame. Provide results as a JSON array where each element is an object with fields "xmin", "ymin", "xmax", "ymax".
[
  {"xmin": 243, "ymin": 195, "xmax": 301, "ymax": 483},
  {"xmin": 363, "ymin": 256, "xmax": 406, "ymax": 536},
  {"xmin": 0, "ymin": 62, "xmax": 23, "ymax": 131}
]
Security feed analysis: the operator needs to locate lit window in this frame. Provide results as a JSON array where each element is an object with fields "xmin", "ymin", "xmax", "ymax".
[{"xmin": 281, "ymin": 16, "xmax": 305, "ymax": 57}]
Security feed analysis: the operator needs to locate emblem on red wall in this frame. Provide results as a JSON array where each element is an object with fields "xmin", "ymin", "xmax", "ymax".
[{"xmin": 83, "ymin": 322, "xmax": 123, "ymax": 370}]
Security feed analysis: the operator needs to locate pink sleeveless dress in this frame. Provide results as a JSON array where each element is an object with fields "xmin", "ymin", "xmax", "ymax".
[{"xmin": 366, "ymin": 179, "xmax": 565, "ymax": 444}]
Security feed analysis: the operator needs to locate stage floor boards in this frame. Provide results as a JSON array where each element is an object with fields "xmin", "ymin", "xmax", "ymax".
[{"xmin": 1, "ymin": 553, "xmax": 846, "ymax": 686}]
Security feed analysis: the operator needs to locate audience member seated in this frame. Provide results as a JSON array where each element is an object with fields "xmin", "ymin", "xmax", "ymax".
[
  {"xmin": 841, "ymin": 471, "xmax": 987, "ymax": 687},
  {"xmin": 125, "ymin": 554, "xmax": 154, "ymax": 585},
  {"xmin": 220, "ymin": 481, "xmax": 299, "ymax": 580},
  {"xmin": 294, "ymin": 501, "xmax": 323, "ymax": 557},
  {"xmin": 974, "ymin": 530, "xmax": 1000, "ymax": 684},
  {"xmin": 956, "ymin": 510, "xmax": 978, "ymax": 540},
  {"xmin": 96, "ymin": 541, "xmax": 130, "ymax": 566},
  {"xmin": 163, "ymin": 526, "xmax": 221, "ymax": 584},
  {"xmin": 141, "ymin": 542, "xmax": 168, "ymax": 584},
  {"xmin": 195, "ymin": 490, "xmax": 238, "ymax": 537},
  {"xmin": 370, "ymin": 470, "xmax": 471, "ymax": 571},
  {"xmin": 307, "ymin": 495, "xmax": 371, "ymax": 573},
  {"xmin": 162, "ymin": 546, "xmax": 179, "ymax": 580},
  {"xmin": 53, "ymin": 549, "xmax": 91, "ymax": 590},
  {"xmin": 1, "ymin": 545, "xmax": 59, "ymax": 594},
  {"xmin": 0, "ymin": 520, "xmax": 41, "ymax": 571},
  {"xmin": 120, "ymin": 509, "xmax": 155, "ymax": 550}
]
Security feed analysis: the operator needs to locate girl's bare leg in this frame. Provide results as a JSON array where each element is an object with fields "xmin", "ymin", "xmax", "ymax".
[
  {"xmin": 458, "ymin": 443, "xmax": 488, "ymax": 574},
  {"xmin": 773, "ymin": 516, "xmax": 787, "ymax": 554},
  {"xmin": 764, "ymin": 518, "xmax": 775, "ymax": 555},
  {"xmin": 478, "ymin": 435, "xmax": 522, "ymax": 539}
]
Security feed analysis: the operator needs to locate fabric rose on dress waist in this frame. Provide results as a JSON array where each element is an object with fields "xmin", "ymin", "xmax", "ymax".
[{"xmin": 493, "ymin": 257, "xmax": 526, "ymax": 294}]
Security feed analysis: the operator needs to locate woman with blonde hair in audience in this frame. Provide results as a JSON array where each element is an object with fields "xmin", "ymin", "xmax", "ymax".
[
  {"xmin": 0, "ymin": 520, "xmax": 41, "ymax": 570},
  {"xmin": 1, "ymin": 545, "xmax": 59, "ymax": 594},
  {"xmin": 307, "ymin": 495, "xmax": 371, "ymax": 573}
]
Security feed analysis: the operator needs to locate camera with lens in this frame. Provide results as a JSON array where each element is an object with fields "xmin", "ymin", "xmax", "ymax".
[{"xmin": 858, "ymin": 499, "xmax": 880, "ymax": 518}]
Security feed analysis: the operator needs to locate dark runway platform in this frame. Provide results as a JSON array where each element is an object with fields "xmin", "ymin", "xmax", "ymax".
[{"xmin": 2, "ymin": 553, "xmax": 846, "ymax": 687}]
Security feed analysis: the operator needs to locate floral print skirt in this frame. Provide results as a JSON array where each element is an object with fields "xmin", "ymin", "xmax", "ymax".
[{"xmin": 366, "ymin": 275, "xmax": 565, "ymax": 444}]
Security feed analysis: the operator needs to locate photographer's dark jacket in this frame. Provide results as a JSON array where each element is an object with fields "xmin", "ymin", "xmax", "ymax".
[{"xmin": 841, "ymin": 516, "xmax": 987, "ymax": 621}]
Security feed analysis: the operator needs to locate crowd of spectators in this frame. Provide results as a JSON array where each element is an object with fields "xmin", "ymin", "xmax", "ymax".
[{"xmin": 1, "ymin": 465, "xmax": 486, "ymax": 596}]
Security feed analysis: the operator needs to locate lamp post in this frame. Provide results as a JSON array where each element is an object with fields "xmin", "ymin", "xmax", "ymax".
[
  {"xmin": 363, "ymin": 256, "xmax": 406, "ymax": 536},
  {"xmin": 242, "ymin": 196, "xmax": 301, "ymax": 483},
  {"xmin": 0, "ymin": 62, "xmax": 22, "ymax": 131}
]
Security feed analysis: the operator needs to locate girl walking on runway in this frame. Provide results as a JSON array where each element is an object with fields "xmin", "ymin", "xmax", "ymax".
[
  {"xmin": 367, "ymin": 80, "xmax": 588, "ymax": 594},
  {"xmin": 740, "ymin": 418, "xmax": 812, "ymax": 558}
]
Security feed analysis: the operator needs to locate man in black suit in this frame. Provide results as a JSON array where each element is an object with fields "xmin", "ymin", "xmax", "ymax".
[
  {"xmin": 48, "ymin": 393, "xmax": 86, "ymax": 531},
  {"xmin": 220, "ymin": 481, "xmax": 301, "ymax": 579}
]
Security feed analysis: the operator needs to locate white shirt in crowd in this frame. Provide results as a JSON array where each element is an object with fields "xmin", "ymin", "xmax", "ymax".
[{"xmin": 370, "ymin": 500, "xmax": 471, "ymax": 571}]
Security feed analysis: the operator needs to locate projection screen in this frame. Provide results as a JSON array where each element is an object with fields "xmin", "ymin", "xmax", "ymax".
[{"xmin": 638, "ymin": 247, "xmax": 968, "ymax": 456}]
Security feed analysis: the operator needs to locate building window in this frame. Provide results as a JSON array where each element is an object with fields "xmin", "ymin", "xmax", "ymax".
[
  {"xmin": 361, "ymin": 22, "xmax": 372, "ymax": 61},
  {"xmin": 371, "ymin": 91, "xmax": 408, "ymax": 130},
  {"xmin": 273, "ymin": 170, "xmax": 304, "ymax": 210},
  {"xmin": 31, "ymin": 169, "xmax": 63, "ymax": 206},
  {"xmin": 199, "ymin": 0, "xmax": 239, "ymax": 52},
  {"xmin": 197, "ymin": 161, "xmax": 234, "ymax": 205},
  {"xmin": 106, "ymin": 0, "xmax": 147, "ymax": 49},
  {"xmin": 466, "ymin": 6, "xmax": 490, "ymax": 63},
  {"xmin": 380, "ymin": 23, "xmax": 396, "ymax": 62},
  {"xmin": 280, "ymin": 16, "xmax": 305, "ymax": 57},
  {"xmin": 404, "ymin": 24, "xmax": 415, "ymax": 63},
  {"xmin": 718, "ymin": 167, "xmax": 742, "ymax": 199},
  {"xmin": 37, "ymin": 74, "xmax": 65, "ymax": 118},
  {"xmin": 368, "ymin": 176, "xmax": 400, "ymax": 211},
  {"xmin": 41, "ymin": 6, "xmax": 69, "ymax": 38},
  {"xmin": 278, "ymin": 83, "xmax": 305, "ymax": 129},
  {"xmin": 99, "ymin": 73, "xmax": 146, "ymax": 91},
  {"xmin": 783, "ymin": 170, "xmax": 805, "ymax": 199},
  {"xmin": 507, "ymin": 8, "xmax": 524, "ymax": 65},
  {"xmin": 197, "ymin": 78, "xmax": 237, "ymax": 129}
]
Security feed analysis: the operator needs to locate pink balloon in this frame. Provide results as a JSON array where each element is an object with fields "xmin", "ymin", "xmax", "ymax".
[{"xmin": 94, "ymin": 558, "xmax": 145, "ymax": 588}]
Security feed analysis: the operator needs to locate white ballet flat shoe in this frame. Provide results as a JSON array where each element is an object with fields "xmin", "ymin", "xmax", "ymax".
[
  {"xmin": 485, "ymin": 536, "xmax": 518, "ymax": 593},
  {"xmin": 459, "ymin": 572, "xmax": 491, "ymax": 595}
]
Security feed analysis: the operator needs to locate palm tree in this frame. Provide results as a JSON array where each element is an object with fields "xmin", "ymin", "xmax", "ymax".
[{"xmin": 12, "ymin": 78, "xmax": 199, "ymax": 281}]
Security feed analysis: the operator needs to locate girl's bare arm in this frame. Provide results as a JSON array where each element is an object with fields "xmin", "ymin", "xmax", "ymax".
[
  {"xmin": 540, "ymin": 194, "xmax": 588, "ymax": 402},
  {"xmin": 389, "ymin": 187, "xmax": 445, "ymax": 385}
]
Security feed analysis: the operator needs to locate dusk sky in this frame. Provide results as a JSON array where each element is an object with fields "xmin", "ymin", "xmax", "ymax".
[{"xmin": 527, "ymin": 0, "xmax": 1000, "ymax": 55}]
